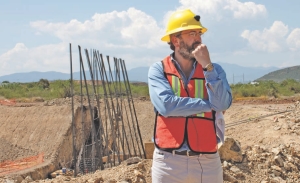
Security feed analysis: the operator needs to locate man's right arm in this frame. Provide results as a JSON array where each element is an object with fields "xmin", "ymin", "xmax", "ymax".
[{"xmin": 148, "ymin": 62, "xmax": 211, "ymax": 117}]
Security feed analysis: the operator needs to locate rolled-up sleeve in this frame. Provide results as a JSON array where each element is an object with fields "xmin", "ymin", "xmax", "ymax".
[{"xmin": 204, "ymin": 63, "xmax": 232, "ymax": 112}]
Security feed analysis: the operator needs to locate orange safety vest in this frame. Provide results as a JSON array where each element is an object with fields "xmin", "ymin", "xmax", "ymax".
[{"xmin": 154, "ymin": 56, "xmax": 217, "ymax": 153}]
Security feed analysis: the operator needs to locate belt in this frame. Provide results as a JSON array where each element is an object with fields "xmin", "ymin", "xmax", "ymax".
[{"xmin": 164, "ymin": 149, "xmax": 201, "ymax": 156}]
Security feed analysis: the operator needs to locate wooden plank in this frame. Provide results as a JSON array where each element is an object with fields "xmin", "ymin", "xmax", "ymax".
[{"xmin": 144, "ymin": 142, "xmax": 154, "ymax": 159}]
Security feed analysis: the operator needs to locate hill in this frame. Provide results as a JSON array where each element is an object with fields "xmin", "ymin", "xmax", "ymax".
[
  {"xmin": 0, "ymin": 64, "xmax": 278, "ymax": 84},
  {"xmin": 256, "ymin": 65, "xmax": 300, "ymax": 82},
  {"xmin": 0, "ymin": 68, "xmax": 149, "ymax": 84},
  {"xmin": 216, "ymin": 62, "xmax": 278, "ymax": 84}
]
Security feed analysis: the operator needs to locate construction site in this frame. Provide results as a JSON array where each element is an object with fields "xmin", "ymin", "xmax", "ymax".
[
  {"xmin": 0, "ymin": 45, "xmax": 151, "ymax": 182},
  {"xmin": 0, "ymin": 45, "xmax": 300, "ymax": 182}
]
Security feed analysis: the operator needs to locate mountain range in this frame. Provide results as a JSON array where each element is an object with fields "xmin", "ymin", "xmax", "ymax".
[{"xmin": 0, "ymin": 62, "xmax": 282, "ymax": 84}]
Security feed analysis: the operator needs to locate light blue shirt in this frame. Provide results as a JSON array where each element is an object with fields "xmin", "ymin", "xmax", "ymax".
[{"xmin": 148, "ymin": 54, "xmax": 232, "ymax": 151}]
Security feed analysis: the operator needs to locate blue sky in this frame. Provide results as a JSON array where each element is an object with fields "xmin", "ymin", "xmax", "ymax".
[{"xmin": 1, "ymin": 0, "xmax": 300, "ymax": 76}]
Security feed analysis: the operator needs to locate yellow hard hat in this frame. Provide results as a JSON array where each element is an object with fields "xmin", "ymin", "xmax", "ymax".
[{"xmin": 161, "ymin": 9, "xmax": 207, "ymax": 42}]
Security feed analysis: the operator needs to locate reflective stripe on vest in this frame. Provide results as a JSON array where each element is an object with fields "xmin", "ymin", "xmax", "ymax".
[
  {"xmin": 154, "ymin": 55, "xmax": 217, "ymax": 153},
  {"xmin": 170, "ymin": 77, "xmax": 211, "ymax": 118},
  {"xmin": 171, "ymin": 76, "xmax": 181, "ymax": 97},
  {"xmin": 194, "ymin": 79, "xmax": 205, "ymax": 117}
]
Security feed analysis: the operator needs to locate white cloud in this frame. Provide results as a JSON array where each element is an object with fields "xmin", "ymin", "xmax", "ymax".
[
  {"xmin": 179, "ymin": 0, "xmax": 224, "ymax": 14},
  {"xmin": 287, "ymin": 28, "xmax": 300, "ymax": 51},
  {"xmin": 224, "ymin": 0, "xmax": 267, "ymax": 19},
  {"xmin": 212, "ymin": 51, "xmax": 298, "ymax": 69},
  {"xmin": 0, "ymin": 7, "xmax": 172, "ymax": 76},
  {"xmin": 178, "ymin": 0, "xmax": 267, "ymax": 20},
  {"xmin": 1, "ymin": 1, "xmax": 300, "ymax": 77},
  {"xmin": 0, "ymin": 43, "xmax": 69, "ymax": 75},
  {"xmin": 1, "ymin": 43, "xmax": 28, "ymax": 59},
  {"xmin": 30, "ymin": 8, "xmax": 164, "ymax": 49},
  {"xmin": 241, "ymin": 21, "xmax": 289, "ymax": 52},
  {"xmin": 0, "ymin": 43, "xmax": 28, "ymax": 72}
]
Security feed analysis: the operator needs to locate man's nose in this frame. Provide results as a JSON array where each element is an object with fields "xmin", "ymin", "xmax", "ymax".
[{"xmin": 196, "ymin": 36, "xmax": 202, "ymax": 42}]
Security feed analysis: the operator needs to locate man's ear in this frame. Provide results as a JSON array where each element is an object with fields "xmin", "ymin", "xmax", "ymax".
[{"xmin": 171, "ymin": 35, "xmax": 180, "ymax": 47}]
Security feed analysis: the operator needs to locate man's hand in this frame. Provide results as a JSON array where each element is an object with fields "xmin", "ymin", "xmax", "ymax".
[{"xmin": 192, "ymin": 44, "xmax": 211, "ymax": 68}]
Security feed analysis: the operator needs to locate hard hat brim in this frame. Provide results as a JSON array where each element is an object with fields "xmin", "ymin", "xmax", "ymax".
[{"xmin": 161, "ymin": 26, "xmax": 207, "ymax": 42}]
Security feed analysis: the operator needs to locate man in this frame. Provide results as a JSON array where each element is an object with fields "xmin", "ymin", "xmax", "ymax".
[{"xmin": 148, "ymin": 9, "xmax": 232, "ymax": 183}]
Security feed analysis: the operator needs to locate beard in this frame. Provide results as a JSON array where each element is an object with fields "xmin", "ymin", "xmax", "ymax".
[{"xmin": 178, "ymin": 40, "xmax": 201, "ymax": 60}]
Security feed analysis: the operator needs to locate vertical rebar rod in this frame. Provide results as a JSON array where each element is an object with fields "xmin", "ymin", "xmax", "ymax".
[
  {"xmin": 120, "ymin": 60, "xmax": 146, "ymax": 158},
  {"xmin": 94, "ymin": 51, "xmax": 112, "ymax": 169},
  {"xmin": 83, "ymin": 49, "xmax": 97, "ymax": 172},
  {"xmin": 119, "ymin": 60, "xmax": 141, "ymax": 156},
  {"xmin": 79, "ymin": 46, "xmax": 97, "ymax": 172},
  {"xmin": 99, "ymin": 54, "xmax": 120, "ymax": 166},
  {"xmin": 69, "ymin": 43, "xmax": 77, "ymax": 176},
  {"xmin": 74, "ymin": 45, "xmax": 145, "ymax": 172},
  {"xmin": 113, "ymin": 57, "xmax": 130, "ymax": 159},
  {"xmin": 78, "ymin": 46, "xmax": 86, "ymax": 173},
  {"xmin": 106, "ymin": 56, "xmax": 125, "ymax": 165},
  {"xmin": 113, "ymin": 57, "xmax": 133, "ymax": 158},
  {"xmin": 119, "ymin": 61, "xmax": 141, "ymax": 156},
  {"xmin": 106, "ymin": 56, "xmax": 124, "ymax": 163},
  {"xmin": 92, "ymin": 50, "xmax": 105, "ymax": 170},
  {"xmin": 85, "ymin": 49, "xmax": 105, "ymax": 170},
  {"xmin": 89, "ymin": 48, "xmax": 96, "ymax": 171},
  {"xmin": 97, "ymin": 52, "xmax": 117, "ymax": 167}
]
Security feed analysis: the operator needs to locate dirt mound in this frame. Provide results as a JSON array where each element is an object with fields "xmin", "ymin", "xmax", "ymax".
[
  {"xmin": 0, "ymin": 102, "xmax": 93, "ymax": 181},
  {"xmin": 0, "ymin": 138, "xmax": 37, "ymax": 162}
]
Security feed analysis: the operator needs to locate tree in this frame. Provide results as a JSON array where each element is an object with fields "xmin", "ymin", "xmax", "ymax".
[{"xmin": 39, "ymin": 79, "xmax": 50, "ymax": 89}]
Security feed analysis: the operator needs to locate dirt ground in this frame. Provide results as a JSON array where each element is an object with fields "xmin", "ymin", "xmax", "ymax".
[{"xmin": 1, "ymin": 96, "xmax": 300, "ymax": 183}]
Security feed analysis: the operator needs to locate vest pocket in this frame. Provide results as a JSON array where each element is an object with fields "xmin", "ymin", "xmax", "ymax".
[
  {"xmin": 155, "ymin": 116, "xmax": 186, "ymax": 149},
  {"xmin": 187, "ymin": 118, "xmax": 217, "ymax": 153}
]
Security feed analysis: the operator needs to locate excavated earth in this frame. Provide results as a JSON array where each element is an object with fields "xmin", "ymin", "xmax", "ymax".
[{"xmin": 0, "ymin": 96, "xmax": 300, "ymax": 183}]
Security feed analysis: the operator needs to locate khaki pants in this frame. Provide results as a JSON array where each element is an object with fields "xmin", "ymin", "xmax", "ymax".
[{"xmin": 151, "ymin": 148, "xmax": 223, "ymax": 183}]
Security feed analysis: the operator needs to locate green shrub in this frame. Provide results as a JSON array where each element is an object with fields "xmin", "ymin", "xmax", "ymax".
[
  {"xmin": 1, "ymin": 78, "xmax": 299, "ymax": 101},
  {"xmin": 231, "ymin": 79, "xmax": 300, "ymax": 99},
  {"xmin": 0, "ymin": 80, "xmax": 150, "ymax": 100}
]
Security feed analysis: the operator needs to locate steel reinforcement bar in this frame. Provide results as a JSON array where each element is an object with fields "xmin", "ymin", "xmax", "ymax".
[
  {"xmin": 225, "ymin": 109, "xmax": 293, "ymax": 128},
  {"xmin": 69, "ymin": 43, "xmax": 145, "ymax": 176}
]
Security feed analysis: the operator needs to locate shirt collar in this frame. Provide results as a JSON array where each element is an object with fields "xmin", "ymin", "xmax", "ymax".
[
  {"xmin": 169, "ymin": 52, "xmax": 197, "ymax": 82},
  {"xmin": 170, "ymin": 52, "xmax": 197, "ymax": 69}
]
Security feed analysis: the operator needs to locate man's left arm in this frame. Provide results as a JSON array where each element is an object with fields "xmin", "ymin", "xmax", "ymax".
[{"xmin": 204, "ymin": 63, "xmax": 232, "ymax": 112}]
